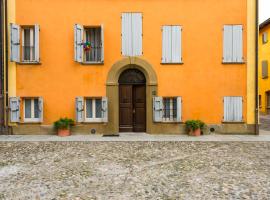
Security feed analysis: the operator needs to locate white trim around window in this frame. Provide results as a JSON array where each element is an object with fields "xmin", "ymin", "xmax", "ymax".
[
  {"xmin": 84, "ymin": 98, "xmax": 103, "ymax": 122},
  {"xmin": 24, "ymin": 98, "xmax": 40, "ymax": 123}
]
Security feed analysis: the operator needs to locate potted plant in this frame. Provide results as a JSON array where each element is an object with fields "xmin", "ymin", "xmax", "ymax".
[
  {"xmin": 54, "ymin": 118, "xmax": 75, "ymax": 137},
  {"xmin": 185, "ymin": 120, "xmax": 205, "ymax": 136}
]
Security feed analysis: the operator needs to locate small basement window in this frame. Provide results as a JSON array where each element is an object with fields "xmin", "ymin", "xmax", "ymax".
[
  {"xmin": 85, "ymin": 98, "xmax": 102, "ymax": 122},
  {"xmin": 22, "ymin": 27, "xmax": 35, "ymax": 62},
  {"xmin": 163, "ymin": 97, "xmax": 177, "ymax": 122},
  {"xmin": 24, "ymin": 98, "xmax": 39, "ymax": 122},
  {"xmin": 84, "ymin": 27, "xmax": 102, "ymax": 63}
]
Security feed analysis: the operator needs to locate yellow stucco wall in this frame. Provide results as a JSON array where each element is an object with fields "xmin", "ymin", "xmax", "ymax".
[
  {"xmin": 259, "ymin": 24, "xmax": 270, "ymax": 114},
  {"xmin": 8, "ymin": 0, "xmax": 256, "ymax": 127}
]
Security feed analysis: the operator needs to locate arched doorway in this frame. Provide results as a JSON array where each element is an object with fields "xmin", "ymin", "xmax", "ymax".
[{"xmin": 118, "ymin": 68, "xmax": 146, "ymax": 132}]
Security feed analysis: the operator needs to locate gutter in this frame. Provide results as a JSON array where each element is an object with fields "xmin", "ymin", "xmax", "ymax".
[{"xmin": 255, "ymin": 0, "xmax": 259, "ymax": 135}]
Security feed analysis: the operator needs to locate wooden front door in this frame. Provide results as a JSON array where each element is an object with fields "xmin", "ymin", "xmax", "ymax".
[{"xmin": 119, "ymin": 85, "xmax": 146, "ymax": 132}]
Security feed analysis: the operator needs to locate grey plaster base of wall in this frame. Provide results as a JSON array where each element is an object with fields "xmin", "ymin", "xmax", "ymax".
[{"xmin": 11, "ymin": 123, "xmax": 256, "ymax": 135}]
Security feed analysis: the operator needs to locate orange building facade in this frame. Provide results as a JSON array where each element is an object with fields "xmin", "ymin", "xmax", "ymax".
[{"xmin": 7, "ymin": 0, "xmax": 257, "ymax": 135}]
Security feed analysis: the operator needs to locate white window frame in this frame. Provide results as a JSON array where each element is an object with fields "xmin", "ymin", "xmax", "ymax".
[
  {"xmin": 24, "ymin": 98, "xmax": 40, "ymax": 123},
  {"xmin": 22, "ymin": 27, "xmax": 35, "ymax": 62},
  {"xmin": 162, "ymin": 97, "xmax": 177, "ymax": 122},
  {"xmin": 84, "ymin": 98, "xmax": 103, "ymax": 122}
]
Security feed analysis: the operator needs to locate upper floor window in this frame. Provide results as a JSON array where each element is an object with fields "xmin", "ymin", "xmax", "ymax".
[
  {"xmin": 74, "ymin": 25, "xmax": 104, "ymax": 64},
  {"xmin": 162, "ymin": 25, "xmax": 182, "ymax": 64},
  {"xmin": 262, "ymin": 60, "xmax": 268, "ymax": 79},
  {"xmin": 22, "ymin": 27, "xmax": 35, "ymax": 62},
  {"xmin": 223, "ymin": 25, "xmax": 243, "ymax": 63},
  {"xmin": 10, "ymin": 24, "xmax": 40, "ymax": 63},
  {"xmin": 121, "ymin": 12, "xmax": 142, "ymax": 56},
  {"xmin": 263, "ymin": 32, "xmax": 268, "ymax": 44}
]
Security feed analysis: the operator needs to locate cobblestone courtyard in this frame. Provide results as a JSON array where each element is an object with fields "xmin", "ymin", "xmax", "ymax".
[{"xmin": 0, "ymin": 142, "xmax": 270, "ymax": 199}]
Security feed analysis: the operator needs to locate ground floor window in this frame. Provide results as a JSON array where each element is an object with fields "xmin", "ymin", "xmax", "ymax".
[
  {"xmin": 163, "ymin": 97, "xmax": 177, "ymax": 122},
  {"xmin": 24, "ymin": 98, "xmax": 39, "ymax": 122},
  {"xmin": 85, "ymin": 98, "xmax": 102, "ymax": 122}
]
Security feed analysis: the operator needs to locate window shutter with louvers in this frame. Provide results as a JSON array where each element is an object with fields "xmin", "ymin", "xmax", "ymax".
[
  {"xmin": 10, "ymin": 24, "xmax": 20, "ymax": 62},
  {"xmin": 102, "ymin": 97, "xmax": 108, "ymax": 123},
  {"xmin": 34, "ymin": 24, "xmax": 40, "ymax": 62},
  {"xmin": 9, "ymin": 97, "xmax": 20, "ymax": 122},
  {"xmin": 76, "ymin": 97, "xmax": 84, "ymax": 122},
  {"xmin": 153, "ymin": 97, "xmax": 163, "ymax": 122},
  {"xmin": 74, "ymin": 24, "xmax": 83, "ymax": 62}
]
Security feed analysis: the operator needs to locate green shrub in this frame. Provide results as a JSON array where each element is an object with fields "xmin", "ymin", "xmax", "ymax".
[
  {"xmin": 53, "ymin": 118, "xmax": 75, "ymax": 130},
  {"xmin": 185, "ymin": 120, "xmax": 205, "ymax": 131}
]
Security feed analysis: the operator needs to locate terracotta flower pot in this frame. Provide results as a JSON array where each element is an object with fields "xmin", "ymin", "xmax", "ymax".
[
  {"xmin": 189, "ymin": 129, "xmax": 201, "ymax": 136},
  {"xmin": 57, "ymin": 129, "xmax": 71, "ymax": 137}
]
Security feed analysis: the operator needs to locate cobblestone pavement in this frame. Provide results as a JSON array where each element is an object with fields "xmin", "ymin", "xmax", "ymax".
[{"xmin": 0, "ymin": 142, "xmax": 270, "ymax": 200}]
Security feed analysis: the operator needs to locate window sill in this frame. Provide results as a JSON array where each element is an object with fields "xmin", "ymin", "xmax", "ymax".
[
  {"xmin": 20, "ymin": 121, "xmax": 42, "ymax": 124},
  {"xmin": 161, "ymin": 62, "xmax": 184, "ymax": 65},
  {"xmin": 81, "ymin": 61, "xmax": 104, "ymax": 65},
  {"xmin": 222, "ymin": 121, "xmax": 245, "ymax": 124},
  {"xmin": 17, "ymin": 62, "xmax": 42, "ymax": 65},
  {"xmin": 155, "ymin": 121, "xmax": 183, "ymax": 124},
  {"xmin": 222, "ymin": 61, "xmax": 245, "ymax": 65}
]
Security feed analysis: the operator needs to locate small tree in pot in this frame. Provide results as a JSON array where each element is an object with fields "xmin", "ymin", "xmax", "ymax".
[
  {"xmin": 54, "ymin": 118, "xmax": 75, "ymax": 137},
  {"xmin": 185, "ymin": 120, "xmax": 205, "ymax": 136}
]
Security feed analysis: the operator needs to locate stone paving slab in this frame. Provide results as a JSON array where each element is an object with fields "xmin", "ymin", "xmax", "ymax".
[
  {"xmin": 1, "ymin": 132, "xmax": 270, "ymax": 142},
  {"xmin": 0, "ymin": 142, "xmax": 270, "ymax": 199}
]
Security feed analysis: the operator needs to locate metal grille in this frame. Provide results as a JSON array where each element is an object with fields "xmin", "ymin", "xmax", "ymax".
[
  {"xmin": 163, "ymin": 98, "xmax": 177, "ymax": 121},
  {"xmin": 85, "ymin": 28, "xmax": 102, "ymax": 62}
]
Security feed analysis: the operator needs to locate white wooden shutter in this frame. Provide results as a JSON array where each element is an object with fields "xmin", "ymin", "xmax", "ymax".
[
  {"xmin": 102, "ymin": 97, "xmax": 108, "ymax": 123},
  {"xmin": 232, "ymin": 25, "xmax": 243, "ymax": 63},
  {"xmin": 34, "ymin": 24, "xmax": 40, "ymax": 62},
  {"xmin": 153, "ymin": 97, "xmax": 163, "ymax": 122},
  {"xmin": 132, "ymin": 13, "xmax": 142, "ymax": 56},
  {"xmin": 171, "ymin": 26, "xmax": 182, "ymax": 63},
  {"xmin": 9, "ymin": 97, "xmax": 20, "ymax": 122},
  {"xmin": 38, "ymin": 97, "xmax": 43, "ymax": 122},
  {"xmin": 162, "ymin": 26, "xmax": 172, "ymax": 63},
  {"xmin": 10, "ymin": 24, "xmax": 20, "ymax": 62},
  {"xmin": 74, "ymin": 24, "xmax": 83, "ymax": 62},
  {"xmin": 176, "ymin": 97, "xmax": 182, "ymax": 122},
  {"xmin": 223, "ymin": 25, "xmax": 233, "ymax": 63},
  {"xmin": 224, "ymin": 96, "xmax": 243, "ymax": 122},
  {"xmin": 76, "ymin": 97, "xmax": 84, "ymax": 122},
  {"xmin": 122, "ymin": 13, "xmax": 132, "ymax": 56},
  {"xmin": 263, "ymin": 32, "xmax": 268, "ymax": 43},
  {"xmin": 101, "ymin": 24, "xmax": 104, "ymax": 62}
]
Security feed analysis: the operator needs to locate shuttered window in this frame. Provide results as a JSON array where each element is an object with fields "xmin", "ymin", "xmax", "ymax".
[
  {"xmin": 23, "ymin": 97, "xmax": 43, "ymax": 123},
  {"xmin": 162, "ymin": 26, "xmax": 182, "ymax": 63},
  {"xmin": 10, "ymin": 24, "xmax": 40, "ymax": 63},
  {"xmin": 76, "ymin": 97, "xmax": 108, "ymax": 123},
  {"xmin": 74, "ymin": 25, "xmax": 104, "ymax": 63},
  {"xmin": 263, "ymin": 32, "xmax": 268, "ymax": 44},
  {"xmin": 153, "ymin": 97, "xmax": 182, "ymax": 122},
  {"xmin": 121, "ymin": 13, "xmax": 142, "ymax": 56},
  {"xmin": 223, "ymin": 97, "xmax": 243, "ymax": 122},
  {"xmin": 262, "ymin": 60, "xmax": 268, "ymax": 79},
  {"xmin": 223, "ymin": 25, "xmax": 243, "ymax": 63}
]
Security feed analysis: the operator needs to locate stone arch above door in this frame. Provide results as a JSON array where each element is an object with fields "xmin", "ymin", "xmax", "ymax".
[{"xmin": 106, "ymin": 57, "xmax": 157, "ymax": 86}]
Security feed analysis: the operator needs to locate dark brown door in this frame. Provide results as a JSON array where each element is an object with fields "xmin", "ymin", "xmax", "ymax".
[
  {"xmin": 119, "ymin": 85, "xmax": 133, "ymax": 132},
  {"xmin": 133, "ymin": 85, "xmax": 146, "ymax": 132},
  {"xmin": 119, "ymin": 85, "xmax": 146, "ymax": 132}
]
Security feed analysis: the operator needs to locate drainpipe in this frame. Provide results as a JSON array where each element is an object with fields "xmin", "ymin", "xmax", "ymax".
[
  {"xmin": 4, "ymin": 0, "xmax": 9, "ymax": 131},
  {"xmin": 255, "ymin": 0, "xmax": 259, "ymax": 135}
]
